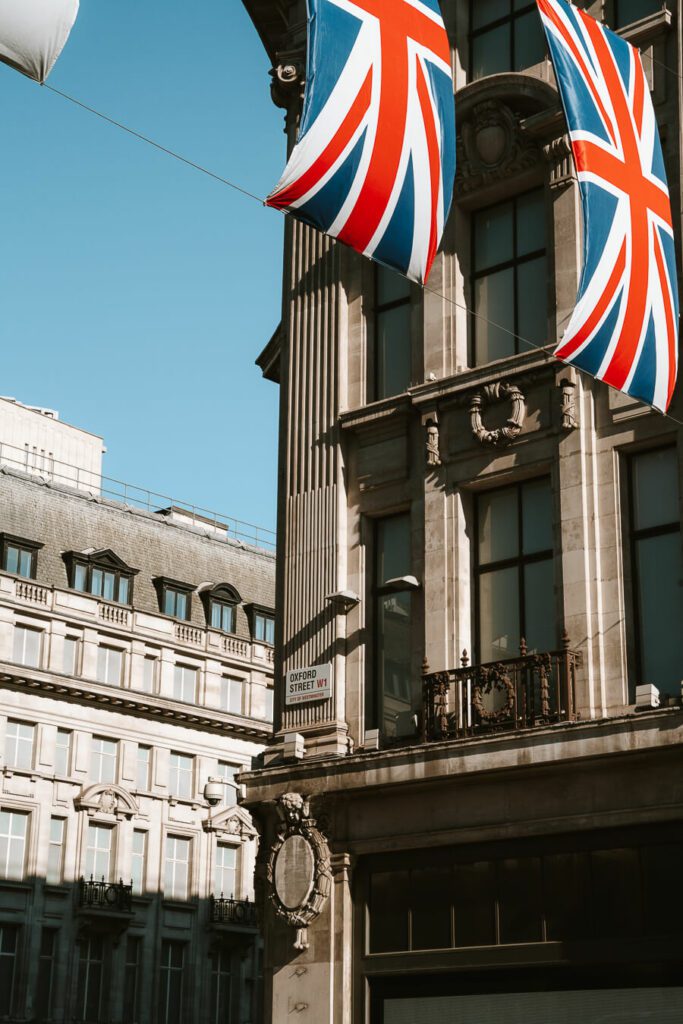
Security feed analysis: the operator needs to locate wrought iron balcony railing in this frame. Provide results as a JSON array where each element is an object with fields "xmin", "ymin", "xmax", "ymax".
[
  {"xmin": 78, "ymin": 876, "xmax": 133, "ymax": 913},
  {"xmin": 210, "ymin": 894, "xmax": 258, "ymax": 928},
  {"xmin": 423, "ymin": 633, "xmax": 580, "ymax": 743}
]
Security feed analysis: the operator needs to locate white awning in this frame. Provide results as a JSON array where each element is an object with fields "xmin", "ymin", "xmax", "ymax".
[{"xmin": 0, "ymin": 0, "xmax": 79, "ymax": 83}]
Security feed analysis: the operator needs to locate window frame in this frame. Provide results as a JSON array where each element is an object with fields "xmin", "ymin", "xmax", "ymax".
[
  {"xmin": 202, "ymin": 583, "xmax": 241, "ymax": 633},
  {"xmin": 0, "ymin": 808, "xmax": 29, "ymax": 880},
  {"xmin": 173, "ymin": 663, "xmax": 198, "ymax": 704},
  {"xmin": 47, "ymin": 816, "xmax": 66, "ymax": 884},
  {"xmin": 374, "ymin": 263, "xmax": 414, "ymax": 401},
  {"xmin": 154, "ymin": 577, "xmax": 194, "ymax": 621},
  {"xmin": 0, "ymin": 923, "xmax": 19, "ymax": 1017},
  {"xmin": 169, "ymin": 752, "xmax": 194, "ymax": 800},
  {"xmin": 96, "ymin": 643, "xmax": 125, "ymax": 686},
  {"xmin": 0, "ymin": 533, "xmax": 42, "ymax": 579},
  {"xmin": 474, "ymin": 477, "xmax": 555, "ymax": 664},
  {"xmin": 55, "ymin": 728, "xmax": 72, "ymax": 776},
  {"xmin": 131, "ymin": 830, "xmax": 148, "ymax": 895},
  {"xmin": 214, "ymin": 841, "xmax": 238, "ymax": 899},
  {"xmin": 246, "ymin": 604, "xmax": 276, "ymax": 645},
  {"xmin": 159, "ymin": 939, "xmax": 186, "ymax": 1024},
  {"xmin": 221, "ymin": 676, "xmax": 243, "ymax": 716},
  {"xmin": 5, "ymin": 719, "xmax": 35, "ymax": 770},
  {"xmin": 90, "ymin": 736, "xmax": 118, "ymax": 785},
  {"xmin": 469, "ymin": 0, "xmax": 546, "ymax": 79},
  {"xmin": 85, "ymin": 822, "xmax": 115, "ymax": 881},
  {"xmin": 12, "ymin": 623, "xmax": 43, "ymax": 669},
  {"xmin": 64, "ymin": 549, "xmax": 136, "ymax": 605},
  {"xmin": 164, "ymin": 835, "xmax": 192, "ymax": 901}
]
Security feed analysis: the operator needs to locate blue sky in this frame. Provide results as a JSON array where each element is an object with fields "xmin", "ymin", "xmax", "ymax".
[{"xmin": 0, "ymin": 1, "xmax": 284, "ymax": 532}]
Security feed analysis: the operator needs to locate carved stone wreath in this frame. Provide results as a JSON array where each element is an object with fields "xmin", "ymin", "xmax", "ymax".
[
  {"xmin": 470, "ymin": 382, "xmax": 526, "ymax": 446},
  {"xmin": 471, "ymin": 666, "xmax": 516, "ymax": 723},
  {"xmin": 266, "ymin": 793, "xmax": 332, "ymax": 952}
]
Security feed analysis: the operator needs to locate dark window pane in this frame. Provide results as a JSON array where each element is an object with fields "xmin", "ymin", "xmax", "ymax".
[
  {"xmin": 479, "ymin": 566, "xmax": 520, "ymax": 662},
  {"xmin": 632, "ymin": 447, "xmax": 679, "ymax": 530},
  {"xmin": 474, "ymin": 268, "xmax": 516, "ymax": 364},
  {"xmin": 378, "ymin": 592, "xmax": 413, "ymax": 736},
  {"xmin": 453, "ymin": 861, "xmax": 496, "ymax": 947},
  {"xmin": 522, "ymin": 478, "xmax": 553, "ymax": 555},
  {"xmin": 411, "ymin": 867, "xmax": 452, "ymax": 950},
  {"xmin": 377, "ymin": 304, "xmax": 411, "ymax": 398},
  {"xmin": 377, "ymin": 516, "xmax": 411, "ymax": 583},
  {"xmin": 641, "ymin": 844, "xmax": 683, "ymax": 936},
  {"xmin": 102, "ymin": 572, "xmax": 115, "ymax": 601},
  {"xmin": 370, "ymin": 871, "xmax": 410, "ymax": 953},
  {"xmin": 472, "ymin": 24, "xmax": 511, "ymax": 79},
  {"xmin": 472, "ymin": 0, "xmax": 509, "ymax": 29},
  {"xmin": 544, "ymin": 852, "xmax": 592, "ymax": 941},
  {"xmin": 474, "ymin": 202, "xmax": 514, "ymax": 272},
  {"xmin": 499, "ymin": 857, "xmax": 543, "ymax": 943},
  {"xmin": 516, "ymin": 190, "xmax": 546, "ymax": 258},
  {"xmin": 517, "ymin": 256, "xmax": 548, "ymax": 348},
  {"xmin": 118, "ymin": 576, "xmax": 129, "ymax": 604},
  {"xmin": 377, "ymin": 264, "xmax": 410, "ymax": 306},
  {"xmin": 636, "ymin": 532, "xmax": 683, "ymax": 696},
  {"xmin": 524, "ymin": 559, "xmax": 555, "ymax": 653},
  {"xmin": 5, "ymin": 546, "xmax": 19, "ymax": 574},
  {"xmin": 478, "ymin": 487, "xmax": 519, "ymax": 564},
  {"xmin": 614, "ymin": 0, "xmax": 661, "ymax": 29},
  {"xmin": 591, "ymin": 848, "xmax": 642, "ymax": 938},
  {"xmin": 514, "ymin": 10, "xmax": 546, "ymax": 70}
]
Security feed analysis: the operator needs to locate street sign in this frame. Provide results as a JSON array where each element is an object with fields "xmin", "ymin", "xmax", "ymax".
[{"xmin": 285, "ymin": 663, "xmax": 333, "ymax": 706}]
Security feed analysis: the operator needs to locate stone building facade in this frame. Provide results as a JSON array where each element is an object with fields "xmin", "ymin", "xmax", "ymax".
[
  {"xmin": 242, "ymin": 2, "xmax": 683, "ymax": 1022},
  {"xmin": 0, "ymin": 404, "xmax": 276, "ymax": 1023}
]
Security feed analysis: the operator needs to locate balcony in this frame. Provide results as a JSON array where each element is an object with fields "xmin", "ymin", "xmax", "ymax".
[
  {"xmin": 209, "ymin": 894, "xmax": 258, "ymax": 930},
  {"xmin": 76, "ymin": 877, "xmax": 133, "ymax": 937},
  {"xmin": 423, "ymin": 633, "xmax": 580, "ymax": 743}
]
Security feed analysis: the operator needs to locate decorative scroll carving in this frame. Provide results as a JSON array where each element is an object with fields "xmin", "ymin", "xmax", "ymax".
[
  {"xmin": 266, "ymin": 793, "xmax": 332, "ymax": 952},
  {"xmin": 559, "ymin": 377, "xmax": 578, "ymax": 431},
  {"xmin": 457, "ymin": 100, "xmax": 541, "ymax": 194},
  {"xmin": 270, "ymin": 50, "xmax": 306, "ymax": 113},
  {"xmin": 470, "ymin": 382, "xmax": 526, "ymax": 446}
]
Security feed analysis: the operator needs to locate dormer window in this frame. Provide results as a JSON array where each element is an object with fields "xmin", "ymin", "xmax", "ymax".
[
  {"xmin": 64, "ymin": 550, "xmax": 137, "ymax": 605},
  {"xmin": 200, "ymin": 584, "xmax": 242, "ymax": 634},
  {"xmin": 153, "ymin": 578, "xmax": 194, "ymax": 621},
  {"xmin": 245, "ymin": 604, "xmax": 275, "ymax": 646},
  {"xmin": 0, "ymin": 534, "xmax": 43, "ymax": 580}
]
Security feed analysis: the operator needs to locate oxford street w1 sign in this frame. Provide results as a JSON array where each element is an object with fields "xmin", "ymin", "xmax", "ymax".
[{"xmin": 285, "ymin": 664, "xmax": 333, "ymax": 706}]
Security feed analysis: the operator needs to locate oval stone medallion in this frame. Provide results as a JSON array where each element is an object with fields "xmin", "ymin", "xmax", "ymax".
[{"xmin": 274, "ymin": 834, "xmax": 315, "ymax": 910}]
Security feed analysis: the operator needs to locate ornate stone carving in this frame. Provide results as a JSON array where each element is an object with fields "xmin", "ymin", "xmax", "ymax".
[
  {"xmin": 75, "ymin": 784, "xmax": 138, "ymax": 822},
  {"xmin": 559, "ymin": 377, "xmax": 578, "ymax": 430},
  {"xmin": 203, "ymin": 804, "xmax": 258, "ymax": 843},
  {"xmin": 470, "ymin": 382, "xmax": 526, "ymax": 446},
  {"xmin": 266, "ymin": 792, "xmax": 332, "ymax": 952},
  {"xmin": 270, "ymin": 51, "xmax": 306, "ymax": 112},
  {"xmin": 457, "ymin": 101, "xmax": 540, "ymax": 195},
  {"xmin": 543, "ymin": 134, "xmax": 574, "ymax": 190},
  {"xmin": 426, "ymin": 420, "xmax": 442, "ymax": 467},
  {"xmin": 99, "ymin": 789, "xmax": 118, "ymax": 815}
]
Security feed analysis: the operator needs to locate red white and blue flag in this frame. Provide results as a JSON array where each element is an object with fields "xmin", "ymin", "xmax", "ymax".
[
  {"xmin": 538, "ymin": 0, "xmax": 679, "ymax": 412},
  {"xmin": 266, "ymin": 0, "xmax": 456, "ymax": 285}
]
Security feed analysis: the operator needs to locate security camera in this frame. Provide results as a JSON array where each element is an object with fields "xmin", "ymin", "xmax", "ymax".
[{"xmin": 204, "ymin": 778, "xmax": 224, "ymax": 806}]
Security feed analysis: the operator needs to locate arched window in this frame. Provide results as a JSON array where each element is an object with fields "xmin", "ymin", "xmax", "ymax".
[{"xmin": 201, "ymin": 583, "xmax": 241, "ymax": 634}]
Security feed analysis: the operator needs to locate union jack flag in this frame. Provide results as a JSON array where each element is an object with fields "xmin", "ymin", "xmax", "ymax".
[
  {"xmin": 266, "ymin": 0, "xmax": 456, "ymax": 285},
  {"xmin": 538, "ymin": 0, "xmax": 679, "ymax": 412}
]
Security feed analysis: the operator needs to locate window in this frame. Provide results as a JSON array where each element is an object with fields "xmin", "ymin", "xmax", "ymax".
[
  {"xmin": 91, "ymin": 736, "xmax": 118, "ymax": 784},
  {"xmin": 131, "ymin": 830, "xmax": 147, "ymax": 895},
  {"xmin": 472, "ymin": 190, "xmax": 547, "ymax": 365},
  {"xmin": 55, "ymin": 728, "xmax": 72, "ymax": 775},
  {"xmin": 4, "ymin": 719, "xmax": 34, "ymax": 769},
  {"xmin": 66, "ymin": 549, "xmax": 135, "ymax": 605},
  {"xmin": 211, "ymin": 599, "xmax": 236, "ymax": 633},
  {"xmin": 154, "ymin": 577, "xmax": 193, "ymax": 620},
  {"xmin": 470, "ymin": 0, "xmax": 546, "ymax": 79},
  {"xmin": 165, "ymin": 836, "xmax": 191, "ymax": 900},
  {"xmin": 613, "ymin": 0, "xmax": 661, "ymax": 29},
  {"xmin": 76, "ymin": 935, "xmax": 106, "ymax": 1022},
  {"xmin": 47, "ymin": 817, "xmax": 66, "ymax": 884},
  {"xmin": 0, "ymin": 533, "xmax": 41, "ymax": 579},
  {"xmin": 12, "ymin": 624, "xmax": 42, "ymax": 667},
  {"xmin": 173, "ymin": 664, "xmax": 198, "ymax": 704},
  {"xmin": 159, "ymin": 940, "xmax": 185, "ymax": 1024},
  {"xmin": 216, "ymin": 762, "xmax": 239, "ymax": 805},
  {"xmin": 169, "ymin": 753, "xmax": 194, "ymax": 799},
  {"xmin": 210, "ymin": 947, "xmax": 232, "ymax": 1024},
  {"xmin": 220, "ymin": 676, "xmax": 243, "ymax": 715},
  {"xmin": 96, "ymin": 644, "xmax": 124, "ymax": 686},
  {"xmin": 253, "ymin": 610, "xmax": 275, "ymax": 645},
  {"xmin": 0, "ymin": 925, "xmax": 18, "ymax": 1017},
  {"xmin": 123, "ymin": 936, "xmax": 142, "ymax": 1022},
  {"xmin": 63, "ymin": 635, "xmax": 79, "ymax": 675},
  {"xmin": 263, "ymin": 686, "xmax": 274, "ymax": 723},
  {"xmin": 86, "ymin": 823, "xmax": 113, "ymax": 881},
  {"xmin": 630, "ymin": 447, "xmax": 683, "ymax": 697},
  {"xmin": 35, "ymin": 929, "xmax": 57, "ymax": 1021},
  {"xmin": 476, "ymin": 477, "xmax": 555, "ymax": 663},
  {"xmin": 141, "ymin": 654, "xmax": 158, "ymax": 693},
  {"xmin": 0, "ymin": 809, "xmax": 28, "ymax": 879},
  {"xmin": 375, "ymin": 264, "xmax": 412, "ymax": 399},
  {"xmin": 215, "ymin": 843, "xmax": 237, "ymax": 898},
  {"xmin": 372, "ymin": 515, "xmax": 414, "ymax": 738},
  {"xmin": 136, "ymin": 745, "xmax": 151, "ymax": 791}
]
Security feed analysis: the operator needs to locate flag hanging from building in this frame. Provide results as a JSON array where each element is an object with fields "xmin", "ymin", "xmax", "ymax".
[
  {"xmin": 0, "ymin": 0, "xmax": 79, "ymax": 83},
  {"xmin": 266, "ymin": 0, "xmax": 456, "ymax": 285},
  {"xmin": 537, "ymin": 0, "xmax": 679, "ymax": 412}
]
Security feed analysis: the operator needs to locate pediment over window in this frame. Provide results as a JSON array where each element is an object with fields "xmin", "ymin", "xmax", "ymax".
[
  {"xmin": 75, "ymin": 783, "xmax": 139, "ymax": 821},
  {"xmin": 64, "ymin": 549, "xmax": 138, "ymax": 574},
  {"xmin": 204, "ymin": 805, "xmax": 258, "ymax": 842}
]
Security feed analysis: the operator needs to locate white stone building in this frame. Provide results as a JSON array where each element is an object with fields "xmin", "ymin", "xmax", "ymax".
[{"xmin": 0, "ymin": 404, "xmax": 276, "ymax": 1023}]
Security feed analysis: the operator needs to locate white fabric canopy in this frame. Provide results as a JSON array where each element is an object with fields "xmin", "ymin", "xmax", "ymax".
[{"xmin": 0, "ymin": 0, "xmax": 79, "ymax": 83}]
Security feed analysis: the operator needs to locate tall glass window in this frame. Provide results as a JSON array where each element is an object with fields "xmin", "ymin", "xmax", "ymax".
[
  {"xmin": 472, "ymin": 190, "xmax": 547, "ymax": 365},
  {"xmin": 131, "ymin": 830, "xmax": 147, "ymax": 895},
  {"xmin": 375, "ymin": 264, "xmax": 412, "ymax": 399},
  {"xmin": 165, "ymin": 836, "xmax": 191, "ymax": 900},
  {"xmin": 0, "ymin": 810, "xmax": 28, "ymax": 880},
  {"xmin": 215, "ymin": 843, "xmax": 237, "ymax": 898},
  {"xmin": 211, "ymin": 947, "xmax": 232, "ymax": 1024},
  {"xmin": 55, "ymin": 728, "xmax": 72, "ymax": 775},
  {"xmin": 470, "ymin": 0, "xmax": 546, "ymax": 79},
  {"xmin": 47, "ymin": 817, "xmax": 66, "ymax": 884},
  {"xmin": 63, "ymin": 635, "xmax": 79, "ymax": 675},
  {"xmin": 221, "ymin": 676, "xmax": 243, "ymax": 715},
  {"xmin": 136, "ymin": 745, "xmax": 151, "ymax": 791},
  {"xmin": 630, "ymin": 447, "xmax": 683, "ymax": 697},
  {"xmin": 613, "ymin": 0, "xmax": 661, "ymax": 28},
  {"xmin": 5, "ymin": 720, "xmax": 34, "ymax": 769},
  {"xmin": 476, "ymin": 478, "xmax": 555, "ymax": 662},
  {"xmin": 91, "ymin": 736, "xmax": 118, "ymax": 784},
  {"xmin": 163, "ymin": 586, "xmax": 189, "ymax": 620},
  {"xmin": 96, "ymin": 645, "xmax": 123, "ymax": 686},
  {"xmin": 12, "ymin": 625, "xmax": 42, "ymax": 668},
  {"xmin": 373, "ymin": 515, "xmax": 414, "ymax": 737},
  {"xmin": 210, "ymin": 599, "xmax": 236, "ymax": 633},
  {"xmin": 35, "ymin": 930, "xmax": 57, "ymax": 1020},
  {"xmin": 0, "ymin": 925, "xmax": 18, "ymax": 1017},
  {"xmin": 123, "ymin": 936, "xmax": 142, "ymax": 1023},
  {"xmin": 159, "ymin": 941, "xmax": 185, "ymax": 1024},
  {"xmin": 173, "ymin": 664, "xmax": 198, "ymax": 704},
  {"xmin": 169, "ymin": 753, "xmax": 194, "ymax": 799},
  {"xmin": 253, "ymin": 611, "xmax": 275, "ymax": 645},
  {"xmin": 85, "ymin": 824, "xmax": 113, "ymax": 880},
  {"xmin": 76, "ymin": 935, "xmax": 106, "ymax": 1022},
  {"xmin": 141, "ymin": 654, "xmax": 158, "ymax": 693}
]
